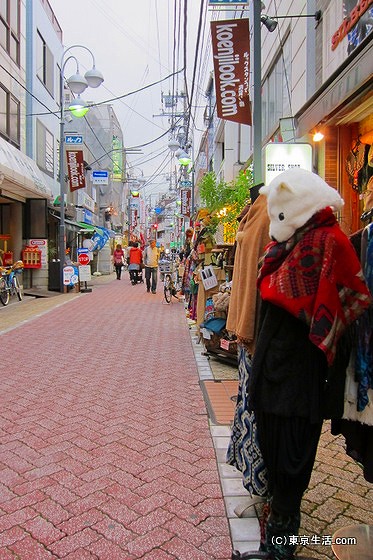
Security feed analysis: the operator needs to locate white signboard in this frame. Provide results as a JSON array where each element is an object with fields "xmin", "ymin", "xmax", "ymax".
[
  {"xmin": 200, "ymin": 265, "xmax": 218, "ymax": 291},
  {"xmin": 76, "ymin": 190, "xmax": 95, "ymax": 212},
  {"xmin": 63, "ymin": 266, "xmax": 79, "ymax": 285},
  {"xmin": 264, "ymin": 143, "xmax": 313, "ymax": 185},
  {"xmin": 92, "ymin": 170, "xmax": 109, "ymax": 185},
  {"xmin": 78, "ymin": 265, "xmax": 92, "ymax": 282}
]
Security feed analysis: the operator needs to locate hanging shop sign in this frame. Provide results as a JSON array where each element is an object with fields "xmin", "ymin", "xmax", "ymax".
[
  {"xmin": 112, "ymin": 136, "xmax": 123, "ymax": 181},
  {"xmin": 264, "ymin": 143, "xmax": 313, "ymax": 185},
  {"xmin": 211, "ymin": 18, "xmax": 251, "ymax": 125},
  {"xmin": 66, "ymin": 150, "xmax": 86, "ymax": 192},
  {"xmin": 181, "ymin": 188, "xmax": 191, "ymax": 217},
  {"xmin": 92, "ymin": 170, "xmax": 109, "ymax": 185},
  {"xmin": 64, "ymin": 135, "xmax": 83, "ymax": 145},
  {"xmin": 76, "ymin": 190, "xmax": 95, "ymax": 212}
]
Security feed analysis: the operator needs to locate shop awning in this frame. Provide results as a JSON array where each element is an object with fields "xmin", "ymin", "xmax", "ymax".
[
  {"xmin": 51, "ymin": 214, "xmax": 86, "ymax": 232},
  {"xmin": 77, "ymin": 222, "xmax": 116, "ymax": 238},
  {"xmin": 0, "ymin": 137, "xmax": 52, "ymax": 202}
]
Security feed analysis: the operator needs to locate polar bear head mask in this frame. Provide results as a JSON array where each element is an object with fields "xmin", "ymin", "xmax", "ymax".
[{"xmin": 259, "ymin": 168, "xmax": 344, "ymax": 242}]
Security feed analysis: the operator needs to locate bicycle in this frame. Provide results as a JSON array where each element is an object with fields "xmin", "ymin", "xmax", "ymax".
[
  {"xmin": 0, "ymin": 261, "xmax": 24, "ymax": 306},
  {"xmin": 163, "ymin": 263, "xmax": 182, "ymax": 304}
]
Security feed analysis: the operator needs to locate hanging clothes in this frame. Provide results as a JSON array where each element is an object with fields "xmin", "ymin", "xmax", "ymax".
[
  {"xmin": 225, "ymin": 195, "xmax": 270, "ymax": 498},
  {"xmin": 331, "ymin": 221, "xmax": 373, "ymax": 483}
]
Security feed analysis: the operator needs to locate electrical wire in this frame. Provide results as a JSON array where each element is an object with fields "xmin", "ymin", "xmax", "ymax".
[
  {"xmin": 184, "ymin": 0, "xmax": 206, "ymax": 143},
  {"xmin": 25, "ymin": 68, "xmax": 185, "ymax": 119},
  {"xmin": 0, "ymin": 63, "xmax": 59, "ymax": 118},
  {"xmin": 87, "ymin": 0, "xmax": 170, "ymax": 74},
  {"xmin": 272, "ymin": 0, "xmax": 295, "ymax": 137}
]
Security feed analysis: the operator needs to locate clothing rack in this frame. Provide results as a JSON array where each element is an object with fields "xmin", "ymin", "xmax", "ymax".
[{"xmin": 361, "ymin": 207, "xmax": 373, "ymax": 223}]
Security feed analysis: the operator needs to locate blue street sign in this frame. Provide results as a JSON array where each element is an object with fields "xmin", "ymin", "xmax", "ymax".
[
  {"xmin": 65, "ymin": 135, "xmax": 83, "ymax": 144},
  {"xmin": 180, "ymin": 180, "xmax": 192, "ymax": 187},
  {"xmin": 92, "ymin": 170, "xmax": 109, "ymax": 185}
]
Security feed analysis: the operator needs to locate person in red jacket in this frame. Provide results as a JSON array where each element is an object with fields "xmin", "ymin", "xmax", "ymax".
[{"xmin": 128, "ymin": 242, "xmax": 143, "ymax": 285}]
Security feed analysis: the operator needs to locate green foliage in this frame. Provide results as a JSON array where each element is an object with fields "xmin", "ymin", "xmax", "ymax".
[{"xmin": 198, "ymin": 168, "xmax": 253, "ymax": 228}]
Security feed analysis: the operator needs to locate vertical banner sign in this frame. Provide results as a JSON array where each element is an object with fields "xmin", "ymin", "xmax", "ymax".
[
  {"xmin": 211, "ymin": 18, "xmax": 251, "ymax": 125},
  {"xmin": 181, "ymin": 188, "xmax": 191, "ymax": 217},
  {"xmin": 112, "ymin": 136, "xmax": 123, "ymax": 181},
  {"xmin": 66, "ymin": 150, "xmax": 86, "ymax": 192}
]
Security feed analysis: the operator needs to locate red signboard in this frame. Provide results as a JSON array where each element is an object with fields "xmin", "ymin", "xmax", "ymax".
[
  {"xmin": 78, "ymin": 253, "xmax": 90, "ymax": 265},
  {"xmin": 211, "ymin": 18, "xmax": 251, "ymax": 125},
  {"xmin": 66, "ymin": 150, "xmax": 86, "ymax": 192},
  {"xmin": 181, "ymin": 188, "xmax": 191, "ymax": 217}
]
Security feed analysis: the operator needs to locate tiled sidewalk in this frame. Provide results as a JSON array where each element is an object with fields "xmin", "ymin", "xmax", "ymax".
[
  {"xmin": 1, "ymin": 275, "xmax": 372, "ymax": 559},
  {"xmin": 189, "ymin": 325, "xmax": 261, "ymax": 555},
  {"xmin": 1, "ymin": 276, "xmax": 236, "ymax": 559}
]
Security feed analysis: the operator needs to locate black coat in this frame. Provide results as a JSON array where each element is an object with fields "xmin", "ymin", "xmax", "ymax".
[{"xmin": 249, "ymin": 301, "xmax": 350, "ymax": 423}]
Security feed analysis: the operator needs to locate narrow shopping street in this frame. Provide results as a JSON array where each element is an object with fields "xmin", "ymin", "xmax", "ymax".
[
  {"xmin": 1, "ymin": 274, "xmax": 373, "ymax": 560},
  {"xmin": 0, "ymin": 276, "xmax": 233, "ymax": 559}
]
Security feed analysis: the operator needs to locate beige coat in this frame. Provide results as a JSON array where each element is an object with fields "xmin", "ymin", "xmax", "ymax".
[{"xmin": 226, "ymin": 195, "xmax": 270, "ymax": 353}]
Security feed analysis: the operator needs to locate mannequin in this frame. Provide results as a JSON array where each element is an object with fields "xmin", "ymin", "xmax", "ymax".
[{"xmin": 246, "ymin": 169, "xmax": 371, "ymax": 560}]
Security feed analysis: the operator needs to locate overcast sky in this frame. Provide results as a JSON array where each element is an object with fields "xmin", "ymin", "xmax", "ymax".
[{"xmin": 50, "ymin": 0, "xmax": 211, "ymax": 195}]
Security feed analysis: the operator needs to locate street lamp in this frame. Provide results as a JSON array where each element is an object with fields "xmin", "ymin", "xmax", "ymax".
[
  {"xmin": 59, "ymin": 45, "xmax": 104, "ymax": 292},
  {"xmin": 252, "ymin": 8, "xmax": 322, "ymax": 186},
  {"xmin": 261, "ymin": 10, "xmax": 322, "ymax": 32}
]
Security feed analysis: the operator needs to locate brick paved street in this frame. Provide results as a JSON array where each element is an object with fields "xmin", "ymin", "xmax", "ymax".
[
  {"xmin": 0, "ymin": 276, "xmax": 232, "ymax": 559},
  {"xmin": 1, "ymin": 274, "xmax": 372, "ymax": 559}
]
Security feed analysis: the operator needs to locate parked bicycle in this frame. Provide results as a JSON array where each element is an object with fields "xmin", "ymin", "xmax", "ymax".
[
  {"xmin": 0, "ymin": 261, "xmax": 24, "ymax": 306},
  {"xmin": 163, "ymin": 262, "xmax": 182, "ymax": 304}
]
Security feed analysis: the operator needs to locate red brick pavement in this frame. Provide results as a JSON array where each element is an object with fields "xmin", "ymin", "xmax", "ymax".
[{"xmin": 0, "ymin": 279, "xmax": 232, "ymax": 559}]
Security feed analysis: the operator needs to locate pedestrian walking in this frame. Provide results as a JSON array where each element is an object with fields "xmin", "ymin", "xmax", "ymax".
[
  {"xmin": 128, "ymin": 241, "xmax": 143, "ymax": 285},
  {"xmin": 143, "ymin": 238, "xmax": 159, "ymax": 293},
  {"xmin": 113, "ymin": 243, "xmax": 125, "ymax": 280}
]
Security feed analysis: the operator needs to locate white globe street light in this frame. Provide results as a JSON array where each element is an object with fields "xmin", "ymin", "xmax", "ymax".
[
  {"xmin": 84, "ymin": 67, "xmax": 104, "ymax": 89},
  {"xmin": 65, "ymin": 71, "xmax": 88, "ymax": 94},
  {"xmin": 59, "ymin": 45, "xmax": 104, "ymax": 292},
  {"xmin": 167, "ymin": 137, "xmax": 180, "ymax": 153}
]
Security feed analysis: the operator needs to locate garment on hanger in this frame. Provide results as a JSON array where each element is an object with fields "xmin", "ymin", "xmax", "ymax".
[{"xmin": 332, "ymin": 222, "xmax": 373, "ymax": 482}]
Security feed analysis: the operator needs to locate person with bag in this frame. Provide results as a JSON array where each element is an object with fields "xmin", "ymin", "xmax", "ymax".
[
  {"xmin": 113, "ymin": 243, "xmax": 125, "ymax": 280},
  {"xmin": 128, "ymin": 241, "xmax": 143, "ymax": 285},
  {"xmin": 143, "ymin": 239, "xmax": 159, "ymax": 293}
]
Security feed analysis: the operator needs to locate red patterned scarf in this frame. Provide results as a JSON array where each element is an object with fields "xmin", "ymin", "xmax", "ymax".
[{"xmin": 258, "ymin": 207, "xmax": 372, "ymax": 365}]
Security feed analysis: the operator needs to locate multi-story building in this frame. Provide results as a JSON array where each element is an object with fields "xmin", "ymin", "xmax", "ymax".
[
  {"xmin": 196, "ymin": 0, "xmax": 373, "ymax": 237},
  {"xmin": 0, "ymin": 0, "xmax": 52, "ymax": 281},
  {"xmin": 62, "ymin": 103, "xmax": 126, "ymax": 274},
  {"xmin": 1, "ymin": 0, "xmax": 126, "ymax": 289}
]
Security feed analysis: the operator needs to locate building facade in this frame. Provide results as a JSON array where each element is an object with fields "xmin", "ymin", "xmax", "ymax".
[
  {"xmin": 1, "ymin": 0, "xmax": 126, "ymax": 289},
  {"xmin": 196, "ymin": 0, "xmax": 373, "ymax": 238},
  {"xmin": 0, "ymin": 0, "xmax": 52, "ymax": 283}
]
